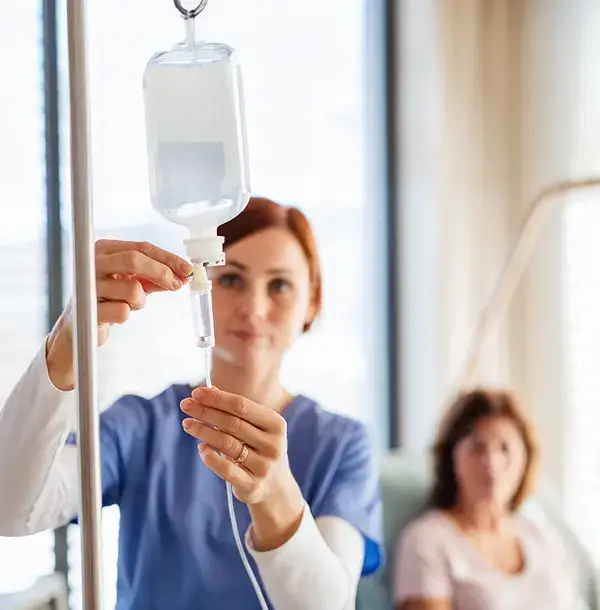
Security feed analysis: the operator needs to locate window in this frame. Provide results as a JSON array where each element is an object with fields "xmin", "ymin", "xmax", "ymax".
[
  {"xmin": 0, "ymin": 1, "xmax": 55, "ymax": 595},
  {"xmin": 60, "ymin": 0, "xmax": 377, "ymax": 419},
  {"xmin": 562, "ymin": 1, "xmax": 600, "ymax": 566},
  {"xmin": 57, "ymin": 1, "xmax": 389, "ymax": 606},
  {"xmin": 564, "ymin": 194, "xmax": 600, "ymax": 564}
]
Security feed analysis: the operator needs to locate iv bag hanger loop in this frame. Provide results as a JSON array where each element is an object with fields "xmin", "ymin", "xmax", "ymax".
[{"xmin": 173, "ymin": 0, "xmax": 208, "ymax": 20}]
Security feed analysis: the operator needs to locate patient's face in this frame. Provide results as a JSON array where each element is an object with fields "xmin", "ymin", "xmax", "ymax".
[{"xmin": 453, "ymin": 416, "xmax": 527, "ymax": 510}]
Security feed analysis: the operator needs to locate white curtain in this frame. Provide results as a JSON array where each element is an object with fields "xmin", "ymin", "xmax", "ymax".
[
  {"xmin": 398, "ymin": 0, "xmax": 526, "ymax": 450},
  {"xmin": 437, "ymin": 0, "xmax": 526, "ymax": 392},
  {"xmin": 397, "ymin": 0, "xmax": 586, "ymax": 500}
]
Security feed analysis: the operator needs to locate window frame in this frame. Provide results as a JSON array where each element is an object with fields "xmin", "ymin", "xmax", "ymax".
[{"xmin": 42, "ymin": 0, "xmax": 69, "ymax": 589}]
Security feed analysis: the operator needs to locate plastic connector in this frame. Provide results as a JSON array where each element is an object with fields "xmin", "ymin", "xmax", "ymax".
[{"xmin": 190, "ymin": 264, "xmax": 215, "ymax": 349}]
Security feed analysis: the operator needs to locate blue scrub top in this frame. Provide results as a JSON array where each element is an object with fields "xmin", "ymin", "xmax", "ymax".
[{"xmin": 68, "ymin": 384, "xmax": 383, "ymax": 610}]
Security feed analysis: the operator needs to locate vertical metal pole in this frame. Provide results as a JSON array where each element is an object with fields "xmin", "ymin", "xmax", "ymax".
[{"xmin": 66, "ymin": 1, "xmax": 103, "ymax": 609}]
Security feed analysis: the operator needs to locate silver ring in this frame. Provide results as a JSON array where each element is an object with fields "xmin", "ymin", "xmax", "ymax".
[
  {"xmin": 234, "ymin": 443, "xmax": 249, "ymax": 465},
  {"xmin": 173, "ymin": 0, "xmax": 209, "ymax": 19}
]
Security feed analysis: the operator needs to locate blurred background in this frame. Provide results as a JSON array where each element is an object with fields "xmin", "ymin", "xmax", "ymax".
[{"xmin": 1, "ymin": 0, "xmax": 600, "ymax": 608}]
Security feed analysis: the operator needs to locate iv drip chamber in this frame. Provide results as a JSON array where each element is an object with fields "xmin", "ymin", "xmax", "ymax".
[
  {"xmin": 189, "ymin": 263, "xmax": 215, "ymax": 348},
  {"xmin": 142, "ymin": 29, "xmax": 251, "ymax": 265}
]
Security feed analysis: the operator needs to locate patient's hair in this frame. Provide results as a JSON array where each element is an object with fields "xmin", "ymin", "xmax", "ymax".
[{"xmin": 429, "ymin": 388, "xmax": 540, "ymax": 511}]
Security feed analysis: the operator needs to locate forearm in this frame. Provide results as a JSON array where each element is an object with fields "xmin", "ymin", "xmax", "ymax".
[
  {"xmin": 0, "ymin": 339, "xmax": 75, "ymax": 535},
  {"xmin": 46, "ymin": 309, "xmax": 75, "ymax": 391},
  {"xmin": 247, "ymin": 505, "xmax": 364, "ymax": 610}
]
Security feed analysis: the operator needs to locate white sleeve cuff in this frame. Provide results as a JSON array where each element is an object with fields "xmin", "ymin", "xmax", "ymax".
[
  {"xmin": 36, "ymin": 336, "xmax": 77, "ymax": 430},
  {"xmin": 244, "ymin": 502, "xmax": 314, "ymax": 569},
  {"xmin": 41, "ymin": 335, "xmax": 74, "ymax": 394}
]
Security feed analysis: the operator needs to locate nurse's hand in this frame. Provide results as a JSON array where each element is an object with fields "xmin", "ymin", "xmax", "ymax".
[
  {"xmin": 46, "ymin": 239, "xmax": 193, "ymax": 391},
  {"xmin": 180, "ymin": 387, "xmax": 305, "ymax": 550}
]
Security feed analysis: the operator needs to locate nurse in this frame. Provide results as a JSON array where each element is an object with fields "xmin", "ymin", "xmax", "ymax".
[{"xmin": 0, "ymin": 196, "xmax": 383, "ymax": 610}]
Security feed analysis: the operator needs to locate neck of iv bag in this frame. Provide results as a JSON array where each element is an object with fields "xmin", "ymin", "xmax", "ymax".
[{"xmin": 142, "ymin": 19, "xmax": 251, "ymax": 265}]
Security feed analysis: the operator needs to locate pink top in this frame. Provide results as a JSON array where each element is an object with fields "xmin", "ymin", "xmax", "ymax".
[{"xmin": 394, "ymin": 510, "xmax": 582, "ymax": 610}]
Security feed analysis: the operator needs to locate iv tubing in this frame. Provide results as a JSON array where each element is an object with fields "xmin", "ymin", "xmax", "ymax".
[
  {"xmin": 460, "ymin": 177, "xmax": 600, "ymax": 389},
  {"xmin": 197, "ymin": 300, "xmax": 269, "ymax": 610},
  {"xmin": 225, "ymin": 481, "xmax": 269, "ymax": 610}
]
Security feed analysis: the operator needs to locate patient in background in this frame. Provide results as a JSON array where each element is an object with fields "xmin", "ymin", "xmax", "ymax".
[{"xmin": 394, "ymin": 389, "xmax": 580, "ymax": 610}]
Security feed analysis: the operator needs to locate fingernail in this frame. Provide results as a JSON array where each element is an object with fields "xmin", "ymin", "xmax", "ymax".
[
  {"xmin": 182, "ymin": 419, "xmax": 192, "ymax": 430},
  {"xmin": 172, "ymin": 278, "xmax": 183, "ymax": 290},
  {"xmin": 180, "ymin": 261, "xmax": 194, "ymax": 275},
  {"xmin": 198, "ymin": 444, "xmax": 207, "ymax": 459},
  {"xmin": 180, "ymin": 399, "xmax": 192, "ymax": 413},
  {"xmin": 192, "ymin": 388, "xmax": 206, "ymax": 400}
]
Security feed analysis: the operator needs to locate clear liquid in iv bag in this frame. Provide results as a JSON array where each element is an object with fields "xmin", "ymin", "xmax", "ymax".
[{"xmin": 143, "ymin": 21, "xmax": 251, "ymax": 233}]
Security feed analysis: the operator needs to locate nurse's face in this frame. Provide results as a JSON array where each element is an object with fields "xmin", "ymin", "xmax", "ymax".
[{"xmin": 210, "ymin": 227, "xmax": 315, "ymax": 370}]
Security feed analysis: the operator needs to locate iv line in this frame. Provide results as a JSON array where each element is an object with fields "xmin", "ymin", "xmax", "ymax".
[
  {"xmin": 196, "ymin": 308, "xmax": 269, "ymax": 610},
  {"xmin": 225, "ymin": 482, "xmax": 269, "ymax": 610},
  {"xmin": 460, "ymin": 177, "xmax": 600, "ymax": 389}
]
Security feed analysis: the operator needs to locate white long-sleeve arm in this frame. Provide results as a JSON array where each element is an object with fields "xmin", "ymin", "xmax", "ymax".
[
  {"xmin": 0, "ymin": 342, "xmax": 79, "ymax": 536},
  {"xmin": 246, "ymin": 505, "xmax": 365, "ymax": 610}
]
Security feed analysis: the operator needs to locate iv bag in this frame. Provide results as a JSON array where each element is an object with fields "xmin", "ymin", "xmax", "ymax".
[{"xmin": 142, "ymin": 27, "xmax": 251, "ymax": 245}]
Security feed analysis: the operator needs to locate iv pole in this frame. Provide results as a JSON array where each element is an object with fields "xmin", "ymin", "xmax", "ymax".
[{"xmin": 66, "ymin": 1, "xmax": 103, "ymax": 608}]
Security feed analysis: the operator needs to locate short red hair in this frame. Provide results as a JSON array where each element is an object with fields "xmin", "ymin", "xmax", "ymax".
[{"xmin": 217, "ymin": 196, "xmax": 322, "ymax": 332}]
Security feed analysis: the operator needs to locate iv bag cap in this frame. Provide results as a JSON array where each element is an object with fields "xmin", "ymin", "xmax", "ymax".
[{"xmin": 184, "ymin": 235, "xmax": 225, "ymax": 265}]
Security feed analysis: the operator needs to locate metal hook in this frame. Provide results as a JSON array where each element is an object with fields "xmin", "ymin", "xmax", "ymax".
[{"xmin": 173, "ymin": 0, "xmax": 209, "ymax": 19}]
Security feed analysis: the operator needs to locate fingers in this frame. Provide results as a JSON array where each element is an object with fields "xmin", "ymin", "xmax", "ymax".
[
  {"xmin": 97, "ymin": 278, "xmax": 146, "ymax": 310},
  {"xmin": 182, "ymin": 418, "xmax": 265, "ymax": 476},
  {"xmin": 96, "ymin": 239, "xmax": 193, "ymax": 279},
  {"xmin": 190, "ymin": 387, "xmax": 286, "ymax": 434},
  {"xmin": 97, "ymin": 250, "xmax": 185, "ymax": 292},
  {"xmin": 180, "ymin": 399, "xmax": 268, "ymax": 450},
  {"xmin": 95, "ymin": 239, "xmax": 193, "ymax": 292},
  {"xmin": 96, "ymin": 278, "xmax": 146, "ymax": 326},
  {"xmin": 90, "ymin": 239, "xmax": 193, "ymax": 334},
  {"xmin": 197, "ymin": 444, "xmax": 254, "ymax": 490},
  {"xmin": 98, "ymin": 301, "xmax": 131, "ymax": 326}
]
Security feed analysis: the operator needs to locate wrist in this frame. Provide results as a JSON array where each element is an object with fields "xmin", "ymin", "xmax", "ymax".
[
  {"xmin": 249, "ymin": 477, "xmax": 305, "ymax": 552},
  {"xmin": 46, "ymin": 317, "xmax": 75, "ymax": 392}
]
